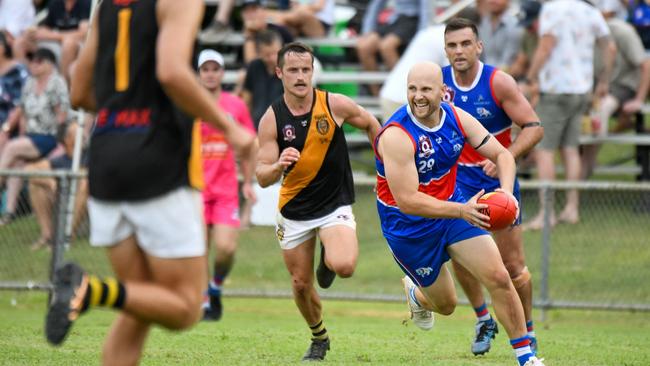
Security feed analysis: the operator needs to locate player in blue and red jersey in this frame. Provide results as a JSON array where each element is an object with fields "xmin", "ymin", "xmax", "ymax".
[
  {"xmin": 374, "ymin": 61, "xmax": 545, "ymax": 366},
  {"xmin": 442, "ymin": 18, "xmax": 543, "ymax": 356}
]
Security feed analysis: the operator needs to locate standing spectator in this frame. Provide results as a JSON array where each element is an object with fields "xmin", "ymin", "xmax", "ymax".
[
  {"xmin": 0, "ymin": 31, "xmax": 29, "ymax": 151},
  {"xmin": 356, "ymin": 0, "xmax": 430, "ymax": 96},
  {"xmin": 265, "ymin": 0, "xmax": 335, "ymax": 38},
  {"xmin": 241, "ymin": 29, "xmax": 285, "ymax": 130},
  {"xmin": 0, "ymin": 0, "xmax": 36, "ymax": 38},
  {"xmin": 14, "ymin": 0, "xmax": 91, "ymax": 82},
  {"xmin": 479, "ymin": 0, "xmax": 523, "ymax": 71},
  {"xmin": 25, "ymin": 121, "xmax": 88, "ymax": 251},
  {"xmin": 508, "ymin": 0, "xmax": 541, "ymax": 83},
  {"xmin": 196, "ymin": 49, "xmax": 257, "ymax": 321},
  {"xmin": 582, "ymin": 0, "xmax": 650, "ymax": 178},
  {"xmin": 0, "ymin": 48, "xmax": 68, "ymax": 225},
  {"xmin": 523, "ymin": 0, "xmax": 616, "ymax": 229}
]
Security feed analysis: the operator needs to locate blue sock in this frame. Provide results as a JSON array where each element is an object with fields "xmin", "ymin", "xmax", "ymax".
[{"xmin": 510, "ymin": 336, "xmax": 533, "ymax": 366}]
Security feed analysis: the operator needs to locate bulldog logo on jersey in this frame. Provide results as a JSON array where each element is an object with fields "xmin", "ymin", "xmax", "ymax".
[
  {"xmin": 282, "ymin": 124, "xmax": 296, "ymax": 142},
  {"xmin": 476, "ymin": 107, "xmax": 493, "ymax": 118},
  {"xmin": 417, "ymin": 135, "xmax": 435, "ymax": 158},
  {"xmin": 442, "ymin": 85, "xmax": 455, "ymax": 103},
  {"xmin": 316, "ymin": 114, "xmax": 329, "ymax": 135}
]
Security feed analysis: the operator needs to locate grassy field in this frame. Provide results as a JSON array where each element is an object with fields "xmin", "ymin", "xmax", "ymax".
[
  {"xmin": 1, "ymin": 177, "xmax": 649, "ymax": 365},
  {"xmin": 2, "ymin": 186, "xmax": 649, "ymax": 305},
  {"xmin": 1, "ymin": 292, "xmax": 650, "ymax": 365}
]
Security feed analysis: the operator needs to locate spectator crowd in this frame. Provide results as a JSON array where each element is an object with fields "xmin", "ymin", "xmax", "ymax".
[{"xmin": 1, "ymin": 0, "xmax": 650, "ymax": 243}]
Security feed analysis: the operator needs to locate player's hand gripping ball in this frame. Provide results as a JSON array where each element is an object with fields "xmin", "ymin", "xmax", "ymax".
[{"xmin": 477, "ymin": 191, "xmax": 518, "ymax": 231}]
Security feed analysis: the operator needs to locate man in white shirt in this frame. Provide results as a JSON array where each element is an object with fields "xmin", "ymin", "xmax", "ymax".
[{"xmin": 524, "ymin": 0, "xmax": 616, "ymax": 229}]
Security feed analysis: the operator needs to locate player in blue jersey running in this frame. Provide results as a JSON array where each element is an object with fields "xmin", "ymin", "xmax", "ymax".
[
  {"xmin": 374, "ymin": 61, "xmax": 545, "ymax": 366},
  {"xmin": 442, "ymin": 18, "xmax": 543, "ymax": 356}
]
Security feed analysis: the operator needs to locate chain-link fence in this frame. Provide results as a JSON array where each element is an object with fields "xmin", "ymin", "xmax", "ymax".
[{"xmin": 1, "ymin": 169, "xmax": 649, "ymax": 315}]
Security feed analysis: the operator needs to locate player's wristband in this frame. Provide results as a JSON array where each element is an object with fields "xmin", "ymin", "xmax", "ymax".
[{"xmin": 522, "ymin": 122, "xmax": 541, "ymax": 129}]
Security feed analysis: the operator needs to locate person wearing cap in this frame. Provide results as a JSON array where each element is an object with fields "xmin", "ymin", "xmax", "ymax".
[
  {"xmin": 508, "ymin": 1, "xmax": 541, "ymax": 82},
  {"xmin": 524, "ymin": 0, "xmax": 615, "ymax": 230},
  {"xmin": 13, "ymin": 0, "xmax": 91, "ymax": 83},
  {"xmin": 196, "ymin": 49, "xmax": 257, "ymax": 321},
  {"xmin": 0, "ymin": 47, "xmax": 69, "ymax": 226}
]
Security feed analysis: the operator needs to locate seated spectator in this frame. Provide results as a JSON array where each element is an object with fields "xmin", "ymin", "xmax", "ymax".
[
  {"xmin": 356, "ymin": 0, "xmax": 430, "ymax": 96},
  {"xmin": 378, "ymin": 7, "xmax": 482, "ymax": 120},
  {"xmin": 0, "ymin": 48, "xmax": 69, "ymax": 225},
  {"xmin": 14, "ymin": 0, "xmax": 90, "ymax": 82},
  {"xmin": 582, "ymin": 0, "xmax": 650, "ymax": 178},
  {"xmin": 0, "ymin": 31, "xmax": 30, "ymax": 152},
  {"xmin": 199, "ymin": 0, "xmax": 236, "ymax": 42},
  {"xmin": 479, "ymin": 0, "xmax": 523, "ymax": 71},
  {"xmin": 240, "ymin": 0, "xmax": 294, "ymax": 64},
  {"xmin": 265, "ymin": 0, "xmax": 335, "ymax": 38},
  {"xmin": 0, "ymin": 0, "xmax": 35, "ymax": 38},
  {"xmin": 25, "ymin": 121, "xmax": 88, "ymax": 251},
  {"xmin": 241, "ymin": 29, "xmax": 284, "ymax": 130}
]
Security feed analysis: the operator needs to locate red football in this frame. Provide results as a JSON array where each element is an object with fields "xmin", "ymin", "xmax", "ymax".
[{"xmin": 477, "ymin": 191, "xmax": 518, "ymax": 231}]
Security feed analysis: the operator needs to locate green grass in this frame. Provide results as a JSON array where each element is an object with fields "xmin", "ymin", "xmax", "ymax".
[
  {"xmin": 1, "ymin": 293, "xmax": 650, "ymax": 365},
  {"xmin": 2, "ymin": 186, "xmax": 649, "ymax": 304}
]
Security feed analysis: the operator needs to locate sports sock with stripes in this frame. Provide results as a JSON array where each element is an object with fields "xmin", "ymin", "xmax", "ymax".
[
  {"xmin": 81, "ymin": 275, "xmax": 126, "ymax": 311},
  {"xmin": 526, "ymin": 320, "xmax": 536, "ymax": 339},
  {"xmin": 309, "ymin": 319, "xmax": 328, "ymax": 341},
  {"xmin": 474, "ymin": 302, "xmax": 492, "ymax": 323},
  {"xmin": 510, "ymin": 336, "xmax": 534, "ymax": 366}
]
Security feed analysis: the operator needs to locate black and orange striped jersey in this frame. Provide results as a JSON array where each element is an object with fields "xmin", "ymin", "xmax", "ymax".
[
  {"xmin": 273, "ymin": 89, "xmax": 354, "ymax": 220},
  {"xmin": 90, "ymin": 0, "xmax": 202, "ymax": 201}
]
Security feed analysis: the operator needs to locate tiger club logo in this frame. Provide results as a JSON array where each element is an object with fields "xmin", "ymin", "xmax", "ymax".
[{"xmin": 316, "ymin": 114, "xmax": 329, "ymax": 135}]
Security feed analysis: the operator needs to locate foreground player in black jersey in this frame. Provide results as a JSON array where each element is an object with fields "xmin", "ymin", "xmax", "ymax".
[{"xmin": 45, "ymin": 0, "xmax": 255, "ymax": 364}]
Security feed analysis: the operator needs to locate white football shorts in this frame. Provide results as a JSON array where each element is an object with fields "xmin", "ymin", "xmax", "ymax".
[
  {"xmin": 275, "ymin": 205, "xmax": 357, "ymax": 250},
  {"xmin": 88, "ymin": 187, "xmax": 205, "ymax": 258}
]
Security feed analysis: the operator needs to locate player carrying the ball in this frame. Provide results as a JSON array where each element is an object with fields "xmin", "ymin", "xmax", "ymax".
[
  {"xmin": 374, "ymin": 61, "xmax": 545, "ymax": 366},
  {"xmin": 442, "ymin": 18, "xmax": 543, "ymax": 357}
]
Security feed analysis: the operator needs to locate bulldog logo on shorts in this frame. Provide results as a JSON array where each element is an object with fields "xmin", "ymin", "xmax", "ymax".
[{"xmin": 316, "ymin": 115, "xmax": 329, "ymax": 135}]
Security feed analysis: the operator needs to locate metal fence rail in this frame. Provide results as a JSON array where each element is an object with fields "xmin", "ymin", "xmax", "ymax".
[{"xmin": 2, "ymin": 169, "xmax": 649, "ymax": 317}]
